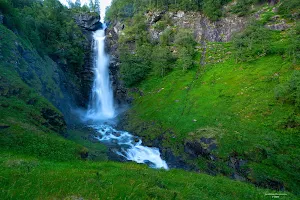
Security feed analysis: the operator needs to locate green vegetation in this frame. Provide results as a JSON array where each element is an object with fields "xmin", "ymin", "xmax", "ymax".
[
  {"xmin": 0, "ymin": 0, "xmax": 88, "ymax": 72},
  {"xmin": 1, "ymin": 0, "xmax": 300, "ymax": 198},
  {"xmin": 1, "ymin": 152, "xmax": 294, "ymax": 199},
  {"xmin": 117, "ymin": 13, "xmax": 197, "ymax": 86},
  {"xmin": 113, "ymin": 0, "xmax": 300, "ymax": 195},
  {"xmin": 106, "ymin": 0, "xmax": 272, "ymax": 21}
]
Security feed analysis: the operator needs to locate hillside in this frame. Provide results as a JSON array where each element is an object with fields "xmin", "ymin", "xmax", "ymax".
[
  {"xmin": 0, "ymin": 0, "xmax": 299, "ymax": 199},
  {"xmin": 107, "ymin": 0, "xmax": 300, "ymax": 195}
]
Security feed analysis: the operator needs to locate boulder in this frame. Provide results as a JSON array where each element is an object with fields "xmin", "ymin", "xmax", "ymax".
[{"xmin": 184, "ymin": 137, "xmax": 217, "ymax": 159}]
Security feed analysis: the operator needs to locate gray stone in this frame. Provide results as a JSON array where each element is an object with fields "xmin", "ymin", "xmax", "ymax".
[
  {"xmin": 147, "ymin": 11, "xmax": 247, "ymax": 43},
  {"xmin": 265, "ymin": 23, "xmax": 290, "ymax": 31},
  {"xmin": 74, "ymin": 13, "xmax": 102, "ymax": 31}
]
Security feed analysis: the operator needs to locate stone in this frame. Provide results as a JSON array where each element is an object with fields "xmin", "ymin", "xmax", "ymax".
[
  {"xmin": 265, "ymin": 23, "xmax": 290, "ymax": 31},
  {"xmin": 184, "ymin": 137, "xmax": 217, "ymax": 159},
  {"xmin": 148, "ymin": 11, "xmax": 247, "ymax": 43},
  {"xmin": 74, "ymin": 13, "xmax": 102, "ymax": 31}
]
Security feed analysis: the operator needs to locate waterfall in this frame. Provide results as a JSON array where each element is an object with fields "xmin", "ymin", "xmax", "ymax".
[
  {"xmin": 83, "ymin": 0, "xmax": 168, "ymax": 170},
  {"xmin": 86, "ymin": 25, "xmax": 115, "ymax": 120}
]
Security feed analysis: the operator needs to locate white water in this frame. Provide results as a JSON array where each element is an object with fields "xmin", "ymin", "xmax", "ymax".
[
  {"xmin": 86, "ymin": 27, "xmax": 115, "ymax": 120},
  {"xmin": 84, "ymin": 2, "xmax": 168, "ymax": 170},
  {"xmin": 91, "ymin": 124, "xmax": 169, "ymax": 169}
]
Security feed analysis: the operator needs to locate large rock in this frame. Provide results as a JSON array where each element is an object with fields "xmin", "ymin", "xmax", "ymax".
[
  {"xmin": 184, "ymin": 137, "xmax": 217, "ymax": 159},
  {"xmin": 147, "ymin": 11, "xmax": 247, "ymax": 43},
  {"xmin": 74, "ymin": 13, "xmax": 102, "ymax": 31},
  {"xmin": 106, "ymin": 23, "xmax": 131, "ymax": 106},
  {"xmin": 74, "ymin": 13, "xmax": 101, "ymax": 107}
]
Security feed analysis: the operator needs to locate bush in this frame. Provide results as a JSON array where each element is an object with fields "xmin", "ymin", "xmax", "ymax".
[
  {"xmin": 286, "ymin": 22, "xmax": 300, "ymax": 65},
  {"xmin": 232, "ymin": 22, "xmax": 271, "ymax": 62},
  {"xmin": 152, "ymin": 45, "xmax": 175, "ymax": 77},
  {"xmin": 278, "ymin": 0, "xmax": 300, "ymax": 19},
  {"xmin": 275, "ymin": 71, "xmax": 300, "ymax": 110}
]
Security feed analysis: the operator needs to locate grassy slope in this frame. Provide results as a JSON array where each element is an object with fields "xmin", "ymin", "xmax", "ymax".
[
  {"xmin": 0, "ymin": 152, "xmax": 294, "ymax": 200},
  {"xmin": 124, "ymin": 42, "xmax": 300, "ymax": 193},
  {"xmin": 0, "ymin": 8, "xmax": 298, "ymax": 200}
]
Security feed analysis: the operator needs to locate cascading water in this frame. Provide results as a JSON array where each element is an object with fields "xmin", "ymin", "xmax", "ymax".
[
  {"xmin": 86, "ymin": 26, "xmax": 115, "ymax": 120},
  {"xmin": 83, "ymin": 1, "xmax": 168, "ymax": 170}
]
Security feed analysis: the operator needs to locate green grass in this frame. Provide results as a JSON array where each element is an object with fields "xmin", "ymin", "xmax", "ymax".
[
  {"xmin": 0, "ymin": 152, "xmax": 294, "ymax": 200},
  {"xmin": 124, "ymin": 52, "xmax": 300, "ymax": 194}
]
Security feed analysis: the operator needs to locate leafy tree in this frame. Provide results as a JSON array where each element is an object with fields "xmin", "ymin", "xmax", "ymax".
[
  {"xmin": 94, "ymin": 0, "xmax": 100, "ymax": 13},
  {"xmin": 75, "ymin": 0, "xmax": 81, "ymax": 8},
  {"xmin": 152, "ymin": 45, "xmax": 175, "ymax": 77},
  {"xmin": 232, "ymin": 22, "xmax": 271, "ymax": 63}
]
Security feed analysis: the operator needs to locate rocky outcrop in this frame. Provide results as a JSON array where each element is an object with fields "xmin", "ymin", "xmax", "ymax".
[
  {"xmin": 106, "ymin": 23, "xmax": 130, "ymax": 105},
  {"xmin": 265, "ymin": 15, "xmax": 291, "ymax": 31},
  {"xmin": 74, "ymin": 13, "xmax": 102, "ymax": 31},
  {"xmin": 184, "ymin": 137, "xmax": 217, "ymax": 160},
  {"xmin": 74, "ymin": 13, "xmax": 101, "ymax": 107},
  {"xmin": 147, "ymin": 11, "xmax": 247, "ymax": 43}
]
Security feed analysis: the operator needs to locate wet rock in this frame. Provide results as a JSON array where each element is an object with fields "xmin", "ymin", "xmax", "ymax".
[
  {"xmin": 184, "ymin": 137, "xmax": 217, "ymax": 159},
  {"xmin": 112, "ymin": 131, "xmax": 121, "ymax": 137}
]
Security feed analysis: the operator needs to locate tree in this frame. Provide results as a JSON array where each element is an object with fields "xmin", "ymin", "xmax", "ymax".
[
  {"xmin": 89, "ymin": 0, "xmax": 94, "ymax": 10},
  {"xmin": 152, "ymin": 45, "xmax": 174, "ymax": 77},
  {"xmin": 94, "ymin": 0, "xmax": 100, "ymax": 13},
  {"xmin": 75, "ymin": 0, "xmax": 81, "ymax": 8}
]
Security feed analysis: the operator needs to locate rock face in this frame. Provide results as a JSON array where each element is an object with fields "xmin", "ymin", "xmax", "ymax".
[
  {"xmin": 106, "ymin": 23, "xmax": 131, "ymax": 105},
  {"xmin": 265, "ymin": 15, "xmax": 291, "ymax": 31},
  {"xmin": 74, "ymin": 14, "xmax": 102, "ymax": 31},
  {"xmin": 74, "ymin": 13, "xmax": 102, "ymax": 107},
  {"xmin": 184, "ymin": 137, "xmax": 217, "ymax": 160},
  {"xmin": 147, "ymin": 11, "xmax": 247, "ymax": 43}
]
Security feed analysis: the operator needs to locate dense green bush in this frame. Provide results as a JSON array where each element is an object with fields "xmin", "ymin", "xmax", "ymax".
[
  {"xmin": 286, "ymin": 22, "xmax": 300, "ymax": 65},
  {"xmin": 278, "ymin": 0, "xmax": 300, "ymax": 19},
  {"xmin": 231, "ymin": 0, "xmax": 268, "ymax": 16},
  {"xmin": 107, "ymin": 0, "xmax": 232, "ymax": 22},
  {"xmin": 232, "ymin": 22, "xmax": 271, "ymax": 62},
  {"xmin": 0, "ymin": 0, "xmax": 86, "ymax": 73},
  {"xmin": 275, "ymin": 71, "xmax": 300, "ymax": 109}
]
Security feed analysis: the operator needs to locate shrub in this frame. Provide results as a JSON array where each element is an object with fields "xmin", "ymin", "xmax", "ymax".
[
  {"xmin": 232, "ymin": 22, "xmax": 271, "ymax": 63},
  {"xmin": 278, "ymin": 0, "xmax": 300, "ymax": 19},
  {"xmin": 275, "ymin": 71, "xmax": 300, "ymax": 110}
]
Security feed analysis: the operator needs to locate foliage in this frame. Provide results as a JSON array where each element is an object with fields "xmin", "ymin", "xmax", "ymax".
[
  {"xmin": 107, "ymin": 0, "xmax": 232, "ymax": 22},
  {"xmin": 275, "ymin": 71, "xmax": 300, "ymax": 110},
  {"xmin": 152, "ymin": 45, "xmax": 175, "ymax": 77},
  {"xmin": 120, "ymin": 48, "xmax": 151, "ymax": 87},
  {"xmin": 0, "ymin": 0, "xmax": 86, "ymax": 73},
  {"xmin": 231, "ymin": 0, "xmax": 268, "ymax": 16},
  {"xmin": 278, "ymin": 0, "xmax": 300, "ymax": 19},
  {"xmin": 232, "ymin": 22, "xmax": 272, "ymax": 63},
  {"xmin": 286, "ymin": 22, "xmax": 300, "ymax": 65}
]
